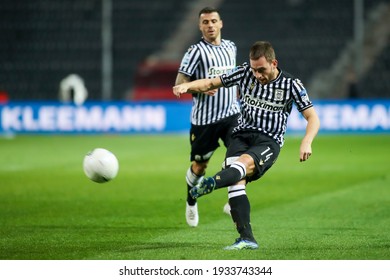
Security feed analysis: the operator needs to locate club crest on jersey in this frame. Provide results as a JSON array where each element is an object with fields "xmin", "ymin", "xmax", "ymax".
[{"xmin": 274, "ymin": 89, "xmax": 284, "ymax": 101}]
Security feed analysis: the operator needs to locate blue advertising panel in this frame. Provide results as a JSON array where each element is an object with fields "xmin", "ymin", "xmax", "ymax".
[
  {"xmin": 287, "ymin": 99, "xmax": 390, "ymax": 133},
  {"xmin": 0, "ymin": 101, "xmax": 192, "ymax": 134},
  {"xmin": 0, "ymin": 100, "xmax": 389, "ymax": 134}
]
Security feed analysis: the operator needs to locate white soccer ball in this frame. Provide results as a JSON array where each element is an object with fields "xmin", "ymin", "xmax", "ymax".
[{"xmin": 83, "ymin": 148, "xmax": 119, "ymax": 183}]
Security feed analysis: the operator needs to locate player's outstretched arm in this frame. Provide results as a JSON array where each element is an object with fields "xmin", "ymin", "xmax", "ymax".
[
  {"xmin": 299, "ymin": 107, "xmax": 320, "ymax": 162},
  {"xmin": 173, "ymin": 77, "xmax": 222, "ymax": 98}
]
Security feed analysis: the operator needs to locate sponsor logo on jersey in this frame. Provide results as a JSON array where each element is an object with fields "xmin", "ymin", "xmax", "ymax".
[
  {"xmin": 208, "ymin": 66, "xmax": 234, "ymax": 77},
  {"xmin": 244, "ymin": 95, "xmax": 284, "ymax": 112}
]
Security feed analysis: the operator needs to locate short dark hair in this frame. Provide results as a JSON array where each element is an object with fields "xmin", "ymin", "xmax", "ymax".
[
  {"xmin": 198, "ymin": 7, "xmax": 220, "ymax": 18},
  {"xmin": 249, "ymin": 41, "xmax": 276, "ymax": 62}
]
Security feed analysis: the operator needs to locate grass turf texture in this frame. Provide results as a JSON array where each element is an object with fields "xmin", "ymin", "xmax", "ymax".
[{"xmin": 0, "ymin": 134, "xmax": 389, "ymax": 260}]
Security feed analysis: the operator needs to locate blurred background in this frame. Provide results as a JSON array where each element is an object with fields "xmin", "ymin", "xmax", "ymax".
[{"xmin": 0, "ymin": 0, "xmax": 389, "ymax": 103}]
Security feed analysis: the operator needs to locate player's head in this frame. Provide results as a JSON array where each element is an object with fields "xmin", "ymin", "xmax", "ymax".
[
  {"xmin": 249, "ymin": 41, "xmax": 279, "ymax": 85},
  {"xmin": 198, "ymin": 7, "xmax": 223, "ymax": 44}
]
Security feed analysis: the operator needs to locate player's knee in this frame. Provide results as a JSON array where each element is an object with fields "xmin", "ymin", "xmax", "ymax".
[
  {"xmin": 192, "ymin": 161, "xmax": 208, "ymax": 175},
  {"xmin": 236, "ymin": 155, "xmax": 256, "ymax": 176}
]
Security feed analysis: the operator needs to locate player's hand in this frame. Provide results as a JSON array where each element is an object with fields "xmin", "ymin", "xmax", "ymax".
[
  {"xmin": 173, "ymin": 84, "xmax": 189, "ymax": 98},
  {"xmin": 299, "ymin": 141, "xmax": 312, "ymax": 162},
  {"xmin": 203, "ymin": 89, "xmax": 217, "ymax": 96}
]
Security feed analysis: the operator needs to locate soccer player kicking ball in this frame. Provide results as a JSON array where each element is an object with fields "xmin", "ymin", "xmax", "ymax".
[{"xmin": 173, "ymin": 41, "xmax": 320, "ymax": 250}]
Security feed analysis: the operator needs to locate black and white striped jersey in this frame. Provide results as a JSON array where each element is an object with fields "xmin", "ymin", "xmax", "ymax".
[
  {"xmin": 178, "ymin": 38, "xmax": 240, "ymax": 125},
  {"xmin": 220, "ymin": 62, "xmax": 313, "ymax": 146}
]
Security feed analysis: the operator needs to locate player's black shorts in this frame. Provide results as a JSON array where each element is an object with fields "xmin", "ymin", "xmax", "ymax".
[
  {"xmin": 190, "ymin": 114, "xmax": 239, "ymax": 162},
  {"xmin": 225, "ymin": 130, "xmax": 281, "ymax": 183}
]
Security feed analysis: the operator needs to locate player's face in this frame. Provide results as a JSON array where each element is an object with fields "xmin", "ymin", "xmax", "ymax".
[
  {"xmin": 250, "ymin": 56, "xmax": 278, "ymax": 85},
  {"xmin": 199, "ymin": 12, "xmax": 223, "ymax": 44}
]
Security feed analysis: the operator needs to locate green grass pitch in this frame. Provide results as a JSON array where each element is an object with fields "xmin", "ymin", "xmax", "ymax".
[{"xmin": 0, "ymin": 134, "xmax": 389, "ymax": 260}]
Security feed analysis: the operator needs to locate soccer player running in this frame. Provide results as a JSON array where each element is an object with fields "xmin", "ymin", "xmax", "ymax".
[
  {"xmin": 173, "ymin": 41, "xmax": 320, "ymax": 250},
  {"xmin": 175, "ymin": 7, "xmax": 240, "ymax": 227}
]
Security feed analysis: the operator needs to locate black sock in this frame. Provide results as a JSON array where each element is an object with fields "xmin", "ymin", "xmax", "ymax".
[
  {"xmin": 213, "ymin": 167, "xmax": 242, "ymax": 189},
  {"xmin": 229, "ymin": 195, "xmax": 256, "ymax": 242}
]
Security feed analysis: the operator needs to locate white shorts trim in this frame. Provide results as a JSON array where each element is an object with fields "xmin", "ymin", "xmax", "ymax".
[{"xmin": 222, "ymin": 156, "xmax": 239, "ymax": 169}]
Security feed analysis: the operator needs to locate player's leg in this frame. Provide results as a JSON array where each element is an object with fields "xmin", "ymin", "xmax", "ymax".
[
  {"xmin": 186, "ymin": 161, "xmax": 207, "ymax": 205},
  {"xmin": 188, "ymin": 152, "xmax": 259, "ymax": 249},
  {"xmin": 192, "ymin": 150, "xmax": 258, "ymax": 249},
  {"xmin": 190, "ymin": 132, "xmax": 280, "ymax": 196},
  {"xmin": 189, "ymin": 132, "xmax": 255, "ymax": 198},
  {"xmin": 185, "ymin": 123, "xmax": 220, "ymax": 227},
  {"xmin": 185, "ymin": 160, "xmax": 207, "ymax": 227},
  {"xmin": 189, "ymin": 132, "xmax": 280, "ymax": 249},
  {"xmin": 189, "ymin": 155, "xmax": 252, "ymax": 198},
  {"xmin": 224, "ymin": 182, "xmax": 259, "ymax": 250},
  {"xmin": 225, "ymin": 134, "xmax": 281, "ymax": 249},
  {"xmin": 218, "ymin": 113, "xmax": 240, "ymax": 215}
]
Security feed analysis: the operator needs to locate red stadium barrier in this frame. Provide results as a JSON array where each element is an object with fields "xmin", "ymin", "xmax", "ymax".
[{"xmin": 0, "ymin": 91, "xmax": 9, "ymax": 104}]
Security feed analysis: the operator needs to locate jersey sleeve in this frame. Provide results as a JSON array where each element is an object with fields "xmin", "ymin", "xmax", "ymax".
[
  {"xmin": 178, "ymin": 45, "xmax": 200, "ymax": 77},
  {"xmin": 291, "ymin": 79, "xmax": 313, "ymax": 112},
  {"xmin": 220, "ymin": 63, "xmax": 247, "ymax": 87}
]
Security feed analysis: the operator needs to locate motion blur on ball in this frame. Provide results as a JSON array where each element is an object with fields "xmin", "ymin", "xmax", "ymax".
[{"xmin": 83, "ymin": 148, "xmax": 119, "ymax": 183}]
